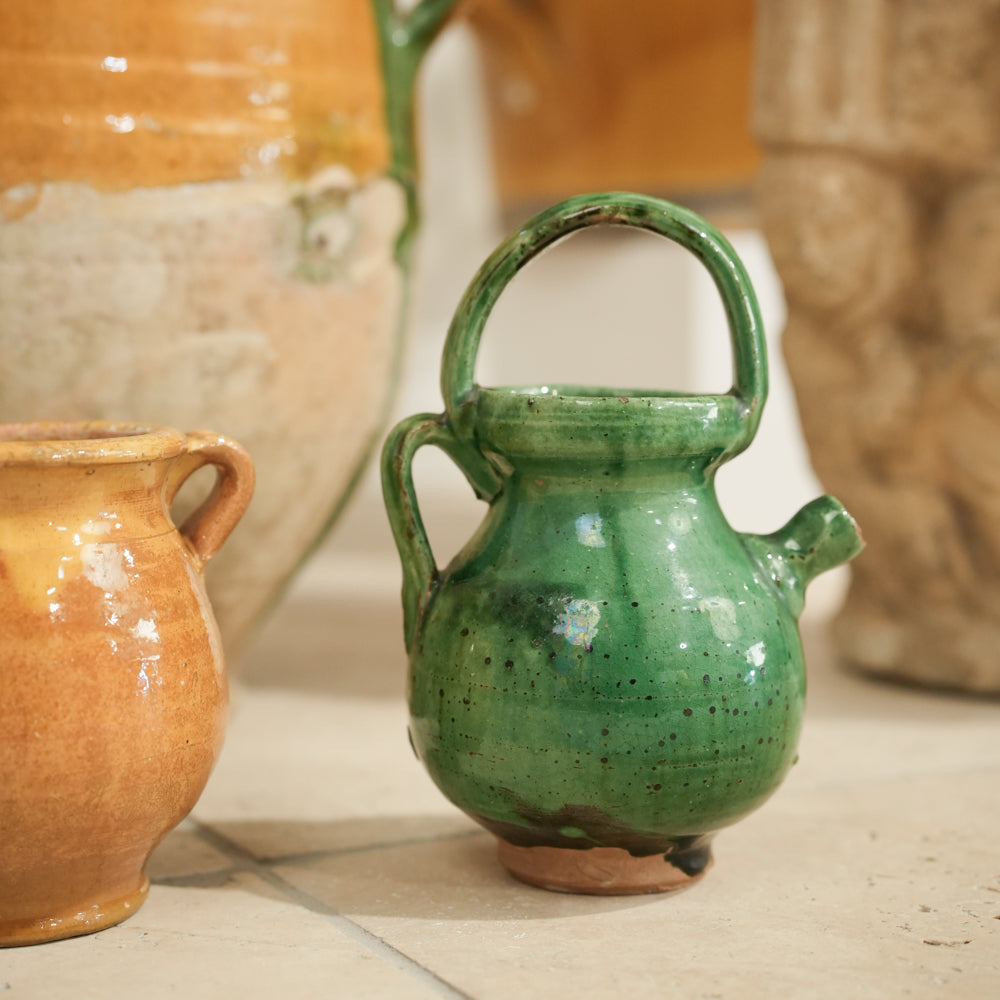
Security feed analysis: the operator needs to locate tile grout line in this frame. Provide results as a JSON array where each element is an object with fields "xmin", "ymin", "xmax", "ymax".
[
  {"xmin": 188, "ymin": 819, "xmax": 475, "ymax": 1000},
  {"xmin": 264, "ymin": 828, "xmax": 486, "ymax": 867}
]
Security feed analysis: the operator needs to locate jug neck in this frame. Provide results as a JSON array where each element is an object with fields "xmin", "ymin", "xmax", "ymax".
[
  {"xmin": 493, "ymin": 454, "xmax": 722, "ymax": 497},
  {"xmin": 462, "ymin": 385, "xmax": 758, "ymax": 474},
  {"xmin": 0, "ymin": 423, "xmax": 186, "ymax": 541}
]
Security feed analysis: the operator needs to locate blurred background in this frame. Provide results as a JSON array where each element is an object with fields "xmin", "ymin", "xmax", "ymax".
[
  {"xmin": 6, "ymin": 3, "xmax": 1000, "ymax": 985},
  {"xmin": 5, "ymin": 1, "xmax": 996, "ymax": 688}
]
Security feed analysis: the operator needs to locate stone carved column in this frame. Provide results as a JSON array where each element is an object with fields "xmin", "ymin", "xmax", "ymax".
[{"xmin": 753, "ymin": 0, "xmax": 1000, "ymax": 690}]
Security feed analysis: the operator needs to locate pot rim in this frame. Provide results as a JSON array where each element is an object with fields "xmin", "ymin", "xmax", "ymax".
[
  {"xmin": 0, "ymin": 421, "xmax": 188, "ymax": 465},
  {"xmin": 467, "ymin": 384, "xmax": 750, "ymax": 462}
]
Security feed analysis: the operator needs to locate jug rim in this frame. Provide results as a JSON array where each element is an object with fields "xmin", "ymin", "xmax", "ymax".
[
  {"xmin": 0, "ymin": 421, "xmax": 187, "ymax": 465},
  {"xmin": 469, "ymin": 385, "xmax": 750, "ymax": 462}
]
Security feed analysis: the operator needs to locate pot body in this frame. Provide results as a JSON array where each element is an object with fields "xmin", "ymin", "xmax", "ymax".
[
  {"xmin": 0, "ymin": 0, "xmax": 455, "ymax": 655},
  {"xmin": 0, "ymin": 423, "xmax": 252, "ymax": 945},
  {"xmin": 409, "ymin": 462, "xmax": 805, "ymax": 862}
]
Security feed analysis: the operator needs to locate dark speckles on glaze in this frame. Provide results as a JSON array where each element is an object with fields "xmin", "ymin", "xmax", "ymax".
[{"xmin": 382, "ymin": 192, "xmax": 864, "ymax": 894}]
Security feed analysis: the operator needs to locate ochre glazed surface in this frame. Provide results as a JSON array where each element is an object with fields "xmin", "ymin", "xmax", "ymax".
[
  {"xmin": 0, "ymin": 423, "xmax": 252, "ymax": 945},
  {"xmin": 0, "ymin": 0, "xmax": 389, "ymax": 192}
]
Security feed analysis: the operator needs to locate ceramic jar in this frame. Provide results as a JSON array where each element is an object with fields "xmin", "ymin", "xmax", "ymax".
[
  {"xmin": 0, "ymin": 422, "xmax": 253, "ymax": 946},
  {"xmin": 753, "ymin": 0, "xmax": 1000, "ymax": 692},
  {"xmin": 383, "ymin": 193, "xmax": 863, "ymax": 894},
  {"xmin": 0, "ymin": 0, "xmax": 458, "ymax": 656}
]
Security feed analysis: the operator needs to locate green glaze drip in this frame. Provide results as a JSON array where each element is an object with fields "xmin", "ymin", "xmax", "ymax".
[{"xmin": 372, "ymin": 0, "xmax": 460, "ymax": 264}]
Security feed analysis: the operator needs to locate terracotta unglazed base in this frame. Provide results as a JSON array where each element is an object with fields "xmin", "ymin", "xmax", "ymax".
[
  {"xmin": 497, "ymin": 841, "xmax": 712, "ymax": 896},
  {"xmin": 0, "ymin": 879, "xmax": 150, "ymax": 947}
]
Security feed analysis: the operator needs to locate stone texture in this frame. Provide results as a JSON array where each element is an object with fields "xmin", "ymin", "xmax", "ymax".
[{"xmin": 753, "ymin": 0, "xmax": 1000, "ymax": 691}]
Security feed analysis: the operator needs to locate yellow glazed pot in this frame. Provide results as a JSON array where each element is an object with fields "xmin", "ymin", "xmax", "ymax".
[
  {"xmin": 0, "ymin": 422, "xmax": 253, "ymax": 946},
  {"xmin": 0, "ymin": 0, "xmax": 458, "ymax": 655}
]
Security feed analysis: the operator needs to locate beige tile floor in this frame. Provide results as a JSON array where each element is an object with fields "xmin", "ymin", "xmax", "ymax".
[{"xmin": 5, "ymin": 496, "xmax": 1000, "ymax": 999}]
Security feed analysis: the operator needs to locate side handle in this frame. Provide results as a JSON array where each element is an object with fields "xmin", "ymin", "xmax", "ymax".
[
  {"xmin": 381, "ymin": 412, "xmax": 500, "ymax": 651},
  {"xmin": 165, "ymin": 431, "xmax": 255, "ymax": 569}
]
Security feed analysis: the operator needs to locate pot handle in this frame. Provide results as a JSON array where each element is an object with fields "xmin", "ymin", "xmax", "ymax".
[
  {"xmin": 165, "ymin": 431, "xmax": 255, "ymax": 568},
  {"xmin": 441, "ymin": 192, "xmax": 768, "ymax": 447},
  {"xmin": 381, "ymin": 413, "xmax": 501, "ymax": 651}
]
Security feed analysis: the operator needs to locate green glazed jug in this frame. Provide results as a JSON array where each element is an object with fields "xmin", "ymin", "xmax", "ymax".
[{"xmin": 382, "ymin": 193, "xmax": 863, "ymax": 895}]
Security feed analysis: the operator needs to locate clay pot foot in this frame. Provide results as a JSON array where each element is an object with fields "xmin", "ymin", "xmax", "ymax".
[
  {"xmin": 497, "ymin": 841, "xmax": 712, "ymax": 895},
  {"xmin": 0, "ymin": 878, "xmax": 149, "ymax": 947}
]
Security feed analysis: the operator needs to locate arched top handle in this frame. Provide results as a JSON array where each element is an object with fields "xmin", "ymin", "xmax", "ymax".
[{"xmin": 440, "ymin": 192, "xmax": 769, "ymax": 451}]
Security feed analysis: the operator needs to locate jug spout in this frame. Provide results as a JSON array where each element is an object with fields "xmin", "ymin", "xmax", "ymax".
[{"xmin": 744, "ymin": 496, "xmax": 863, "ymax": 618}]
